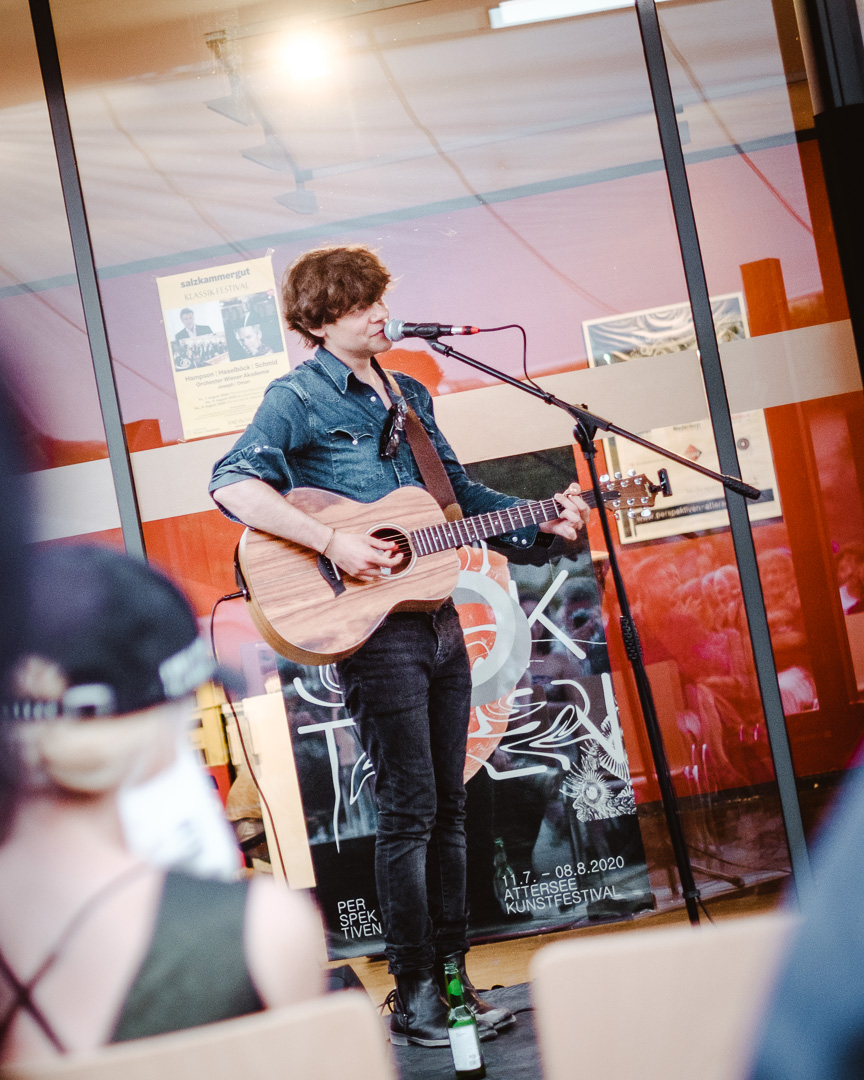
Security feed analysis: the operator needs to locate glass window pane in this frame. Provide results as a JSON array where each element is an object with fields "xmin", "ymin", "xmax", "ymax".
[
  {"xmin": 658, "ymin": 0, "xmax": 864, "ymax": 819},
  {"xmin": 0, "ymin": 0, "xmax": 117, "ymax": 543},
  {"xmin": 41, "ymin": 0, "xmax": 815, "ymax": 911}
]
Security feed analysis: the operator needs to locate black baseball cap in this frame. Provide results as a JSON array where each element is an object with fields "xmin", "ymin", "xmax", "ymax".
[{"xmin": 14, "ymin": 544, "xmax": 242, "ymax": 717}]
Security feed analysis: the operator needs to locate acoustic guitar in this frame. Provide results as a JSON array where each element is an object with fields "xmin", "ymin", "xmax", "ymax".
[{"xmin": 236, "ymin": 475, "xmax": 661, "ymax": 665}]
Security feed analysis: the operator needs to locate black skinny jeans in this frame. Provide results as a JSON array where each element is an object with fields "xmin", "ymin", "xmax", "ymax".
[{"xmin": 337, "ymin": 601, "xmax": 472, "ymax": 975}]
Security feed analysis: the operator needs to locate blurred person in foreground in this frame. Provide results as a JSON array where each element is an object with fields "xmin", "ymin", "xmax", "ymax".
[
  {"xmin": 748, "ymin": 754, "xmax": 864, "ymax": 1080},
  {"xmin": 0, "ymin": 544, "xmax": 324, "ymax": 1064},
  {"xmin": 0, "ymin": 376, "xmax": 30, "ymax": 842}
]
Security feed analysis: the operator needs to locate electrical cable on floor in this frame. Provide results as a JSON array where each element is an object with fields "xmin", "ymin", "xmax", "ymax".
[
  {"xmin": 209, "ymin": 591, "xmax": 289, "ymax": 883},
  {"xmin": 686, "ymin": 842, "xmax": 792, "ymax": 877}
]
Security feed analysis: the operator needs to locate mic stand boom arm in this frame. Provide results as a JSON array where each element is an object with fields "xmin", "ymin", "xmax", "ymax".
[
  {"xmin": 429, "ymin": 339, "xmax": 761, "ymax": 926},
  {"xmin": 428, "ymin": 339, "xmax": 759, "ymax": 498}
]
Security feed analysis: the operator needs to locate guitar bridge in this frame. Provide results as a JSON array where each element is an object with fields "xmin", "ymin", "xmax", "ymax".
[{"xmin": 317, "ymin": 554, "xmax": 346, "ymax": 597}]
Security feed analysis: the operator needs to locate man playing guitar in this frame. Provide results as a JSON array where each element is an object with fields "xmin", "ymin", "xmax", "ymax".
[{"xmin": 209, "ymin": 245, "xmax": 589, "ymax": 1047}]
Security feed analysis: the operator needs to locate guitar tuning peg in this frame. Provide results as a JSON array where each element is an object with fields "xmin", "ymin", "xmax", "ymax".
[
  {"xmin": 611, "ymin": 499, "xmax": 621, "ymax": 508},
  {"xmin": 614, "ymin": 471, "xmax": 623, "ymax": 480},
  {"xmin": 641, "ymin": 496, "xmax": 650, "ymax": 504},
  {"xmin": 599, "ymin": 474, "xmax": 610, "ymax": 483},
  {"xmin": 613, "ymin": 510, "xmax": 620, "ymax": 519},
  {"xmin": 627, "ymin": 469, "xmax": 637, "ymax": 477},
  {"xmin": 640, "ymin": 508, "xmax": 653, "ymax": 518}
]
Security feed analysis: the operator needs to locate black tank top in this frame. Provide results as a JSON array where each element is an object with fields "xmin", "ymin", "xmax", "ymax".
[
  {"xmin": 110, "ymin": 872, "xmax": 264, "ymax": 1042},
  {"xmin": 0, "ymin": 870, "xmax": 264, "ymax": 1054}
]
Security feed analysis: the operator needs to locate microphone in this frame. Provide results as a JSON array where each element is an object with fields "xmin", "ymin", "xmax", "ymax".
[{"xmin": 384, "ymin": 319, "xmax": 479, "ymax": 342}]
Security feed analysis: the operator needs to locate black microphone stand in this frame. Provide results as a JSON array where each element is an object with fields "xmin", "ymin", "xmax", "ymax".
[{"xmin": 428, "ymin": 338, "xmax": 761, "ymax": 926}]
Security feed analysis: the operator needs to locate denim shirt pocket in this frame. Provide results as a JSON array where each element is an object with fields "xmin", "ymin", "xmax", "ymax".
[{"xmin": 325, "ymin": 422, "xmax": 385, "ymax": 492}]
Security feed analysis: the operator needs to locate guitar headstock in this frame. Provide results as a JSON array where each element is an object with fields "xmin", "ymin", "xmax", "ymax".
[{"xmin": 597, "ymin": 471, "xmax": 670, "ymax": 522}]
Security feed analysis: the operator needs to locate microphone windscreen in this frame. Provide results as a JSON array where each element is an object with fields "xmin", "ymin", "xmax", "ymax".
[{"xmin": 383, "ymin": 319, "xmax": 404, "ymax": 342}]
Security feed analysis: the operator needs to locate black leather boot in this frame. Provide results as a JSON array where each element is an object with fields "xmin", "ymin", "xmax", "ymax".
[
  {"xmin": 389, "ymin": 968, "xmax": 497, "ymax": 1047},
  {"xmin": 388, "ymin": 968, "xmax": 451, "ymax": 1047},
  {"xmin": 436, "ymin": 951, "xmax": 516, "ymax": 1031}
]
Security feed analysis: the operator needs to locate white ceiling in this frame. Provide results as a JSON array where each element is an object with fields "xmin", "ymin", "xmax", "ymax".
[{"xmin": 0, "ymin": 0, "xmax": 808, "ymax": 289}]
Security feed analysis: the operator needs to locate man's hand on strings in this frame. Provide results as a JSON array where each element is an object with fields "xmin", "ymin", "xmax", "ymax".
[
  {"xmin": 538, "ymin": 483, "xmax": 591, "ymax": 541},
  {"xmin": 324, "ymin": 532, "xmax": 403, "ymax": 581}
]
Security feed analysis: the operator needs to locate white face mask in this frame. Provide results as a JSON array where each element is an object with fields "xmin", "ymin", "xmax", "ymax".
[
  {"xmin": 117, "ymin": 732, "xmax": 240, "ymax": 881},
  {"xmin": 18, "ymin": 698, "xmax": 240, "ymax": 881}
]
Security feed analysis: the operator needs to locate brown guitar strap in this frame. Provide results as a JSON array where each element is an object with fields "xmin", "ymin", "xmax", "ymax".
[{"xmin": 375, "ymin": 363, "xmax": 463, "ymax": 522}]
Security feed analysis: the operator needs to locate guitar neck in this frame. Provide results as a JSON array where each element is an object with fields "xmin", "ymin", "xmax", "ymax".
[{"xmin": 409, "ymin": 491, "xmax": 598, "ymax": 557}]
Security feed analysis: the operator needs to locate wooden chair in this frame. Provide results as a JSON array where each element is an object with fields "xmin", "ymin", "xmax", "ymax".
[
  {"xmin": 1, "ymin": 992, "xmax": 395, "ymax": 1080},
  {"xmin": 532, "ymin": 912, "xmax": 796, "ymax": 1080}
]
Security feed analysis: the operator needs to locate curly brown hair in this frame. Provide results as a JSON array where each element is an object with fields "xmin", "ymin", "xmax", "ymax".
[{"xmin": 281, "ymin": 245, "xmax": 391, "ymax": 348}]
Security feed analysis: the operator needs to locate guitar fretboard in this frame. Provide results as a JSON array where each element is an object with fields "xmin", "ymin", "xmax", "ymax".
[{"xmin": 409, "ymin": 494, "xmax": 597, "ymax": 557}]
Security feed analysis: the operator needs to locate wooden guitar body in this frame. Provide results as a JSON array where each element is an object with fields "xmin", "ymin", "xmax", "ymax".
[
  {"xmin": 237, "ymin": 473, "xmax": 662, "ymax": 666},
  {"xmin": 238, "ymin": 486, "xmax": 461, "ymax": 665}
]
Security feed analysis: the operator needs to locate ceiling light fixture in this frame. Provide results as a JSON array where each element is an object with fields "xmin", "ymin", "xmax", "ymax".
[
  {"xmin": 277, "ymin": 31, "xmax": 334, "ymax": 81},
  {"xmin": 489, "ymin": 0, "xmax": 671, "ymax": 29}
]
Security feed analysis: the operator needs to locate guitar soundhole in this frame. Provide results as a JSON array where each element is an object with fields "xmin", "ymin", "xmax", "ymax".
[{"xmin": 370, "ymin": 526, "xmax": 413, "ymax": 576}]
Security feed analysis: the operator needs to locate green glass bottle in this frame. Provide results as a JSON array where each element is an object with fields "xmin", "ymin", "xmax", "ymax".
[
  {"xmin": 444, "ymin": 960, "xmax": 486, "ymax": 1080},
  {"xmin": 492, "ymin": 836, "xmax": 515, "ymax": 915}
]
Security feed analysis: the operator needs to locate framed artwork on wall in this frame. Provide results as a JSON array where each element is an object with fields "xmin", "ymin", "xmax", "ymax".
[{"xmin": 583, "ymin": 295, "xmax": 782, "ymax": 542}]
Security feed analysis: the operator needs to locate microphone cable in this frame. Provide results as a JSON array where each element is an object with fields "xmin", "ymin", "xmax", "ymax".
[{"xmin": 471, "ymin": 322, "xmax": 541, "ymax": 391}]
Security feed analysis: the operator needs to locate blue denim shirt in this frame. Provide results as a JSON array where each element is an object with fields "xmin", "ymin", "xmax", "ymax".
[{"xmin": 209, "ymin": 347, "xmax": 538, "ymax": 549}]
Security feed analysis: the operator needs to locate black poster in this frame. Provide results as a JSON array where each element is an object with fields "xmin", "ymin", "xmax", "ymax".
[{"xmin": 276, "ymin": 448, "xmax": 653, "ymax": 959}]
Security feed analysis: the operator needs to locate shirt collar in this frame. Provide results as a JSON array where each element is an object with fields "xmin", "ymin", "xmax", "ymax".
[{"xmin": 313, "ymin": 347, "xmax": 354, "ymax": 394}]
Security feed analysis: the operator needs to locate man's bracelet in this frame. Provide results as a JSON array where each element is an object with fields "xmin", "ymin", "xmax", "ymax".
[{"xmin": 320, "ymin": 527, "xmax": 337, "ymax": 557}]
